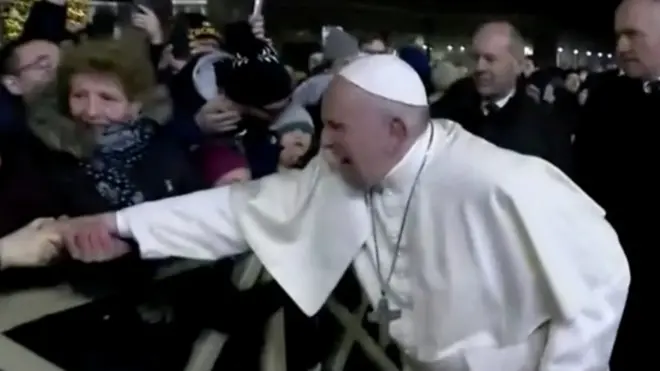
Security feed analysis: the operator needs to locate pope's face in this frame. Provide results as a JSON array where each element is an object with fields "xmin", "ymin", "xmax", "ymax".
[{"xmin": 321, "ymin": 78, "xmax": 401, "ymax": 189}]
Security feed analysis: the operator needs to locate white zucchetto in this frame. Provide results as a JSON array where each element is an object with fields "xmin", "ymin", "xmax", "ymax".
[{"xmin": 338, "ymin": 54, "xmax": 428, "ymax": 107}]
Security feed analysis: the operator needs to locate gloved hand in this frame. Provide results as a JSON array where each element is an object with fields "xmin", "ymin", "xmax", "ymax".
[{"xmin": 0, "ymin": 218, "xmax": 63, "ymax": 269}]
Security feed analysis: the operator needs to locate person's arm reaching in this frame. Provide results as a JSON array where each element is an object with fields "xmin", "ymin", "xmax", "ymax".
[
  {"xmin": 61, "ymin": 185, "xmax": 249, "ymax": 263},
  {"xmin": 62, "ymin": 156, "xmax": 369, "ymax": 316},
  {"xmin": 116, "ymin": 185, "xmax": 249, "ymax": 260},
  {"xmin": 0, "ymin": 219, "xmax": 62, "ymax": 270}
]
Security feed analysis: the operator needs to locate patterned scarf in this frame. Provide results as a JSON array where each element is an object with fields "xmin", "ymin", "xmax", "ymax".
[{"xmin": 82, "ymin": 119, "xmax": 156, "ymax": 208}]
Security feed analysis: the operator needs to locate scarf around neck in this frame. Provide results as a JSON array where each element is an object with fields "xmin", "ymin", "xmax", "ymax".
[{"xmin": 82, "ymin": 119, "xmax": 156, "ymax": 208}]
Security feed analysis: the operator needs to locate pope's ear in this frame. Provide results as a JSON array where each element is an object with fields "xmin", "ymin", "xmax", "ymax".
[
  {"xmin": 2, "ymin": 75, "xmax": 23, "ymax": 96},
  {"xmin": 389, "ymin": 117, "xmax": 409, "ymax": 140}
]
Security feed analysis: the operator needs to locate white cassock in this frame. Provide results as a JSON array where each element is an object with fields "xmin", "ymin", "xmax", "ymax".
[{"xmin": 115, "ymin": 115, "xmax": 628, "ymax": 370}]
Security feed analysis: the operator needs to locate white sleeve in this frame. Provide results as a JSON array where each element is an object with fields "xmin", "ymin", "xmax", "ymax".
[
  {"xmin": 116, "ymin": 186, "xmax": 249, "ymax": 260},
  {"xmin": 499, "ymin": 163, "xmax": 630, "ymax": 370},
  {"xmin": 539, "ymin": 271, "xmax": 629, "ymax": 371}
]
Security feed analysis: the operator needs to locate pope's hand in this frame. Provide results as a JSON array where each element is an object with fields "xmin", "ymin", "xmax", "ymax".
[
  {"xmin": 60, "ymin": 214, "xmax": 131, "ymax": 263},
  {"xmin": 0, "ymin": 218, "xmax": 63, "ymax": 269}
]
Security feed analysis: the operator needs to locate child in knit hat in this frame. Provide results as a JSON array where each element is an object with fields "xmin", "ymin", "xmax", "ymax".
[{"xmin": 270, "ymin": 105, "xmax": 315, "ymax": 170}]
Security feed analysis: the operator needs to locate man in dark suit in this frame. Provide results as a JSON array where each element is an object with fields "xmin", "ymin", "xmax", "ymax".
[
  {"xmin": 431, "ymin": 21, "xmax": 572, "ymax": 174},
  {"xmin": 574, "ymin": 0, "xmax": 660, "ymax": 368}
]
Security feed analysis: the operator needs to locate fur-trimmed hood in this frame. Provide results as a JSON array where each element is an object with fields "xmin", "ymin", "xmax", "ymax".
[{"xmin": 25, "ymin": 82, "xmax": 172, "ymax": 158}]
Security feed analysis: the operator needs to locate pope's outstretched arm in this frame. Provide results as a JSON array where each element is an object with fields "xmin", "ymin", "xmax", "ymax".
[
  {"xmin": 109, "ymin": 156, "xmax": 362, "ymax": 267},
  {"xmin": 110, "ymin": 155, "xmax": 328, "ymax": 260},
  {"xmin": 115, "ymin": 185, "xmax": 249, "ymax": 260},
  {"xmin": 499, "ymin": 165, "xmax": 630, "ymax": 370}
]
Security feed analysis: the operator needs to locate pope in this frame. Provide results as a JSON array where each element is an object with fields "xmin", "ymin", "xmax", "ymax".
[{"xmin": 61, "ymin": 55, "xmax": 629, "ymax": 369}]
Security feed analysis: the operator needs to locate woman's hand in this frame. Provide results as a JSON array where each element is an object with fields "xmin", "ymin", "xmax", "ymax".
[
  {"xmin": 159, "ymin": 45, "xmax": 187, "ymax": 73},
  {"xmin": 0, "ymin": 218, "xmax": 63, "ymax": 269}
]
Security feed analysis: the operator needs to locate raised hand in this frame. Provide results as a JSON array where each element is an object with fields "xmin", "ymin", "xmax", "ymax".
[
  {"xmin": 248, "ymin": 13, "xmax": 266, "ymax": 40},
  {"xmin": 59, "ymin": 214, "xmax": 131, "ymax": 263},
  {"xmin": 132, "ymin": 5, "xmax": 163, "ymax": 45},
  {"xmin": 0, "ymin": 218, "xmax": 63, "ymax": 269},
  {"xmin": 195, "ymin": 95, "xmax": 242, "ymax": 134}
]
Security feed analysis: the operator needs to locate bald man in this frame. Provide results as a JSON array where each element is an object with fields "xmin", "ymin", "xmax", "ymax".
[
  {"xmin": 431, "ymin": 21, "xmax": 573, "ymax": 175},
  {"xmin": 616, "ymin": 0, "xmax": 660, "ymax": 79},
  {"xmin": 60, "ymin": 55, "xmax": 627, "ymax": 369},
  {"xmin": 574, "ymin": 0, "xmax": 660, "ymax": 368}
]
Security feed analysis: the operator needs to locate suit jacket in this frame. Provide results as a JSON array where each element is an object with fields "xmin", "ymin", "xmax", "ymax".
[{"xmin": 431, "ymin": 77, "xmax": 573, "ymax": 175}]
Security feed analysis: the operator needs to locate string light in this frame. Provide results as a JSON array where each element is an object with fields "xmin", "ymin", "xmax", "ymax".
[
  {"xmin": 447, "ymin": 45, "xmax": 453, "ymax": 51},
  {"xmin": 3, "ymin": 0, "xmax": 89, "ymax": 40},
  {"xmin": 573, "ymin": 49, "xmax": 579, "ymax": 55},
  {"xmin": 557, "ymin": 47, "xmax": 564, "ymax": 52},
  {"xmin": 607, "ymin": 53, "xmax": 613, "ymax": 58},
  {"xmin": 459, "ymin": 46, "xmax": 465, "ymax": 52},
  {"xmin": 66, "ymin": 0, "xmax": 89, "ymax": 32},
  {"xmin": 597, "ymin": 52, "xmax": 603, "ymax": 57},
  {"xmin": 586, "ymin": 51, "xmax": 592, "ymax": 56}
]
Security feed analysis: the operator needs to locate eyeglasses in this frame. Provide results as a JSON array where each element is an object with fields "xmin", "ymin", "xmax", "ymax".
[{"xmin": 16, "ymin": 56, "xmax": 53, "ymax": 74}]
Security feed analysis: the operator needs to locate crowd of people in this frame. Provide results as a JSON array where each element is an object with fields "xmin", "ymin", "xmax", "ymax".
[{"xmin": 0, "ymin": 0, "xmax": 655, "ymax": 369}]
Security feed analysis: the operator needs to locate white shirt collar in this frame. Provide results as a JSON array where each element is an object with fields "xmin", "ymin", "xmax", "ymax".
[
  {"xmin": 492, "ymin": 89, "xmax": 515, "ymax": 108},
  {"xmin": 481, "ymin": 89, "xmax": 515, "ymax": 115},
  {"xmin": 380, "ymin": 124, "xmax": 436, "ymax": 193}
]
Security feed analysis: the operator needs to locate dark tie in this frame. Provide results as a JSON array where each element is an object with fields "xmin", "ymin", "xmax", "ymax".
[{"xmin": 483, "ymin": 102, "xmax": 500, "ymax": 116}]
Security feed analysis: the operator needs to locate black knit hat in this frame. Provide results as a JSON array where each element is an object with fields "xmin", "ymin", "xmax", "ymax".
[
  {"xmin": 85, "ymin": 7, "xmax": 117, "ymax": 40},
  {"xmin": 169, "ymin": 52, "xmax": 233, "ymax": 116},
  {"xmin": 223, "ymin": 21, "xmax": 291, "ymax": 108}
]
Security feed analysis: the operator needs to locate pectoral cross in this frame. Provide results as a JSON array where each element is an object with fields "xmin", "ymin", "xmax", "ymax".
[{"xmin": 367, "ymin": 297, "xmax": 401, "ymax": 347}]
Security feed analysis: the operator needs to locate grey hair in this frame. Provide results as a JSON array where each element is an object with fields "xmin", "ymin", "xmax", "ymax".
[{"xmin": 372, "ymin": 95, "xmax": 430, "ymax": 133}]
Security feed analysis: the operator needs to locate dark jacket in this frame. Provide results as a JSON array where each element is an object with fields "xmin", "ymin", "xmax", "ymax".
[
  {"xmin": 573, "ymin": 73, "xmax": 655, "ymax": 369},
  {"xmin": 0, "ymin": 87, "xmax": 27, "ymax": 135},
  {"xmin": 0, "ymin": 132, "xmax": 63, "ymax": 237},
  {"xmin": 24, "ymin": 83, "xmax": 204, "ymax": 295},
  {"xmin": 431, "ymin": 77, "xmax": 573, "ymax": 175}
]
